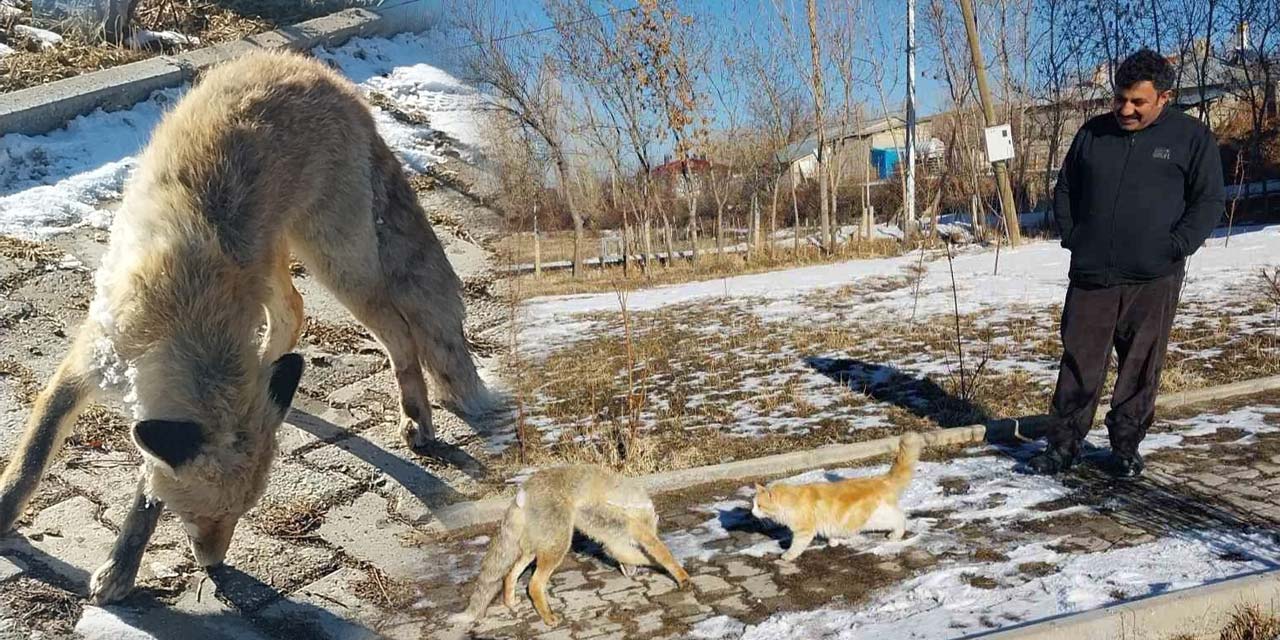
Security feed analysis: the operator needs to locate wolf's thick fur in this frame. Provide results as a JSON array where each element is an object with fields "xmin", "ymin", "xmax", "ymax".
[
  {"xmin": 451, "ymin": 465, "xmax": 690, "ymax": 627},
  {"xmin": 751, "ymin": 432, "xmax": 924, "ymax": 561},
  {"xmin": 0, "ymin": 50, "xmax": 498, "ymax": 603}
]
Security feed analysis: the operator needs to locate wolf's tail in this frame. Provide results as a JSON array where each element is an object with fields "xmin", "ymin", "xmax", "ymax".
[
  {"xmin": 886, "ymin": 432, "xmax": 924, "ymax": 493},
  {"xmin": 369, "ymin": 140, "xmax": 504, "ymax": 420},
  {"xmin": 450, "ymin": 498, "xmax": 526, "ymax": 626}
]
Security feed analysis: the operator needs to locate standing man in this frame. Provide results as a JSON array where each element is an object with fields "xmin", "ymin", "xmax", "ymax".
[{"xmin": 1028, "ymin": 48, "xmax": 1226, "ymax": 479}]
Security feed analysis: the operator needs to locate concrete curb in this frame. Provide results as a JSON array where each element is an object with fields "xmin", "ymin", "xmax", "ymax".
[
  {"xmin": 1, "ymin": 3, "xmax": 432, "ymax": 137},
  {"xmin": 432, "ymin": 374, "xmax": 1280, "ymax": 532},
  {"xmin": 968, "ymin": 568, "xmax": 1280, "ymax": 640}
]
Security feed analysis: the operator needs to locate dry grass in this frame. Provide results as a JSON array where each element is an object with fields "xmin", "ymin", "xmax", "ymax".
[
  {"xmin": 509, "ymin": 238, "xmax": 906, "ymax": 298},
  {"xmin": 0, "ymin": 577, "xmax": 81, "ymax": 635},
  {"xmin": 302, "ymin": 319, "xmax": 376, "ymax": 354},
  {"xmin": 0, "ymin": 38, "xmax": 149, "ymax": 93},
  {"xmin": 250, "ymin": 499, "xmax": 327, "ymax": 540},
  {"xmin": 68, "ymin": 404, "xmax": 136, "ymax": 454},
  {"xmin": 497, "ymin": 301, "xmax": 1048, "ymax": 476},
  {"xmin": 365, "ymin": 90, "xmax": 430, "ymax": 125},
  {"xmin": 0, "ymin": 235, "xmax": 62, "ymax": 264},
  {"xmin": 0, "ymin": 356, "xmax": 40, "ymax": 404},
  {"xmin": 351, "ymin": 564, "xmax": 418, "ymax": 610},
  {"xmin": 1218, "ymin": 604, "xmax": 1280, "ymax": 640},
  {"xmin": 1163, "ymin": 603, "xmax": 1280, "ymax": 640},
  {"xmin": 1, "ymin": 0, "xmax": 376, "ymax": 92},
  {"xmin": 498, "ymin": 270, "xmax": 1280, "ymax": 474}
]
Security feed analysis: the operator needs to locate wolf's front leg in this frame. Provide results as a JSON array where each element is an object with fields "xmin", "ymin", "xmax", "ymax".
[
  {"xmin": 0, "ymin": 344, "xmax": 97, "ymax": 533},
  {"xmin": 89, "ymin": 477, "xmax": 164, "ymax": 604}
]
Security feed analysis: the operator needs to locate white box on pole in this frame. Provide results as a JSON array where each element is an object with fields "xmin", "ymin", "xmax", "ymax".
[{"xmin": 983, "ymin": 124, "xmax": 1015, "ymax": 163}]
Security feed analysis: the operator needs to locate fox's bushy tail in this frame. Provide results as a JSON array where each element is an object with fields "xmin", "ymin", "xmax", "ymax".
[{"xmin": 450, "ymin": 499, "xmax": 526, "ymax": 626}]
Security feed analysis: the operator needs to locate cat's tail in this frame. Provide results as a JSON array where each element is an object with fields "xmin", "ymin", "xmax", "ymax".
[{"xmin": 886, "ymin": 432, "xmax": 924, "ymax": 492}]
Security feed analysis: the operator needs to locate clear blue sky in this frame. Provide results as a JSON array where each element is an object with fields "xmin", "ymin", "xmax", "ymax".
[{"xmin": 492, "ymin": 0, "xmax": 951, "ymax": 117}]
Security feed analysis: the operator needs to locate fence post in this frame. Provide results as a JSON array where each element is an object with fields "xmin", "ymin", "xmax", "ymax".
[{"xmin": 532, "ymin": 214, "xmax": 542, "ymax": 277}]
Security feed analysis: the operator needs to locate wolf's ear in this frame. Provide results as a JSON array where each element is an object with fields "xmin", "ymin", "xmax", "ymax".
[
  {"xmin": 267, "ymin": 353, "xmax": 305, "ymax": 412},
  {"xmin": 133, "ymin": 420, "xmax": 205, "ymax": 470}
]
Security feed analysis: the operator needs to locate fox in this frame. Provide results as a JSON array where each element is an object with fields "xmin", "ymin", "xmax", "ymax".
[
  {"xmin": 449, "ymin": 464, "xmax": 690, "ymax": 628},
  {"xmin": 0, "ymin": 49, "xmax": 500, "ymax": 603},
  {"xmin": 751, "ymin": 431, "xmax": 924, "ymax": 561}
]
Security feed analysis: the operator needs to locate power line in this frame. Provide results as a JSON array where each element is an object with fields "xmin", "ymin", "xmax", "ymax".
[{"xmin": 370, "ymin": 0, "xmax": 642, "ymax": 52}]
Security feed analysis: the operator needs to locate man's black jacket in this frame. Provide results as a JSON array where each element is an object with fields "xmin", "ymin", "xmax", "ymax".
[{"xmin": 1053, "ymin": 107, "xmax": 1225, "ymax": 287}]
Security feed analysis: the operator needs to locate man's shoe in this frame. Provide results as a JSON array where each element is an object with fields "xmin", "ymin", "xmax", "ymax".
[
  {"xmin": 1106, "ymin": 450, "xmax": 1145, "ymax": 479},
  {"xmin": 1025, "ymin": 446, "xmax": 1079, "ymax": 475}
]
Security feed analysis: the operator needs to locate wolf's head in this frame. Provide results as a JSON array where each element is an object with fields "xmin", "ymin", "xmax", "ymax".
[{"xmin": 130, "ymin": 352, "xmax": 305, "ymax": 566}]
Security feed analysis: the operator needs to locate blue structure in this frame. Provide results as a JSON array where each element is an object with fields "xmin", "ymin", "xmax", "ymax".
[{"xmin": 870, "ymin": 147, "xmax": 901, "ymax": 180}]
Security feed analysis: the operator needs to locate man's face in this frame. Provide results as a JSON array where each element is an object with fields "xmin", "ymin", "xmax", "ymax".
[{"xmin": 1112, "ymin": 80, "xmax": 1170, "ymax": 131}]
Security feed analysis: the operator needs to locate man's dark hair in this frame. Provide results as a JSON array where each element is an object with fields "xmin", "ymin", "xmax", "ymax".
[{"xmin": 1114, "ymin": 48, "xmax": 1176, "ymax": 92}]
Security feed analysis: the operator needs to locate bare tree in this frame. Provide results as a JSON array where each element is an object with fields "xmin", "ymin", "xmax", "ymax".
[
  {"xmin": 1223, "ymin": 0, "xmax": 1279, "ymax": 182},
  {"xmin": 742, "ymin": 20, "xmax": 809, "ymax": 256},
  {"xmin": 828, "ymin": 0, "xmax": 871, "ymax": 244},
  {"xmin": 804, "ymin": 0, "xmax": 834, "ymax": 252},
  {"xmin": 547, "ymin": 0, "xmax": 669, "ymax": 272},
  {"xmin": 622, "ymin": 0, "xmax": 711, "ymax": 266},
  {"xmin": 458, "ymin": 1, "xmax": 590, "ymax": 276}
]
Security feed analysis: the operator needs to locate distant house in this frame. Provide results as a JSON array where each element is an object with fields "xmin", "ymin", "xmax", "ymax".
[
  {"xmin": 774, "ymin": 114, "xmax": 946, "ymax": 182},
  {"xmin": 650, "ymin": 156, "xmax": 713, "ymax": 178},
  {"xmin": 649, "ymin": 155, "xmax": 714, "ymax": 196}
]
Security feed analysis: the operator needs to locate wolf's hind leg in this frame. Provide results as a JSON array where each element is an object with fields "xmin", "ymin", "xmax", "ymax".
[
  {"xmin": 368, "ymin": 143, "xmax": 500, "ymax": 422},
  {"xmin": 0, "ymin": 342, "xmax": 97, "ymax": 532},
  {"xmin": 89, "ymin": 477, "xmax": 164, "ymax": 604},
  {"xmin": 290, "ymin": 232, "xmax": 436, "ymax": 448}
]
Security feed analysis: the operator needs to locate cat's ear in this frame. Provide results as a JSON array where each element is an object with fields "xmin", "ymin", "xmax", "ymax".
[{"xmin": 753, "ymin": 483, "xmax": 766, "ymax": 494}]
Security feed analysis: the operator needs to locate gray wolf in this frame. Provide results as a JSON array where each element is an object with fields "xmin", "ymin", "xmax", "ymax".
[{"xmin": 0, "ymin": 49, "xmax": 499, "ymax": 603}]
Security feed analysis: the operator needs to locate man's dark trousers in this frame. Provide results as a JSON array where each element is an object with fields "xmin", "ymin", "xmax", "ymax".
[{"xmin": 1047, "ymin": 263, "xmax": 1185, "ymax": 457}]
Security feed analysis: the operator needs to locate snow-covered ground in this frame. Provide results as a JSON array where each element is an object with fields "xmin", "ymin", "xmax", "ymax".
[
  {"xmin": 0, "ymin": 29, "xmax": 481, "ymax": 238},
  {"xmin": 511, "ymin": 223, "xmax": 1279, "ymax": 445},
  {"xmin": 681, "ymin": 404, "xmax": 1280, "ymax": 639},
  {"xmin": 517, "ymin": 224, "xmax": 1280, "ymax": 359}
]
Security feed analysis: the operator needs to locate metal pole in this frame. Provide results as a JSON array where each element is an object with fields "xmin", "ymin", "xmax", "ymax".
[
  {"xmin": 958, "ymin": 0, "xmax": 1023, "ymax": 245},
  {"xmin": 906, "ymin": 0, "xmax": 918, "ymax": 239}
]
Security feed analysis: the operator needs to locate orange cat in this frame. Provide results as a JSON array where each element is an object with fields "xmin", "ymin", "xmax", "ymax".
[{"xmin": 751, "ymin": 432, "xmax": 924, "ymax": 561}]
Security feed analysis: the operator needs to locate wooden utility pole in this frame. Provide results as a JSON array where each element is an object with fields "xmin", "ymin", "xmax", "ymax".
[{"xmin": 958, "ymin": 0, "xmax": 1023, "ymax": 245}]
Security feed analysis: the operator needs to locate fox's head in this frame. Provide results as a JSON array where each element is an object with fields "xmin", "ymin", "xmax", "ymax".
[{"xmin": 129, "ymin": 352, "xmax": 305, "ymax": 567}]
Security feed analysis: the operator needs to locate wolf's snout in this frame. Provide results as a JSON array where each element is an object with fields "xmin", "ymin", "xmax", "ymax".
[{"xmin": 186, "ymin": 518, "xmax": 237, "ymax": 567}]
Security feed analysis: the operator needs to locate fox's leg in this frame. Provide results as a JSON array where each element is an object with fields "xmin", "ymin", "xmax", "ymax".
[
  {"xmin": 89, "ymin": 476, "xmax": 164, "ymax": 604},
  {"xmin": 632, "ymin": 526, "xmax": 690, "ymax": 586},
  {"xmin": 288, "ymin": 237, "xmax": 436, "ymax": 447},
  {"xmin": 528, "ymin": 531, "xmax": 571, "ymax": 626},
  {"xmin": 262, "ymin": 243, "xmax": 305, "ymax": 364},
  {"xmin": 781, "ymin": 529, "xmax": 817, "ymax": 562},
  {"xmin": 601, "ymin": 539, "xmax": 648, "ymax": 577},
  {"xmin": 503, "ymin": 552, "xmax": 535, "ymax": 611},
  {"xmin": 0, "ymin": 338, "xmax": 97, "ymax": 532}
]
